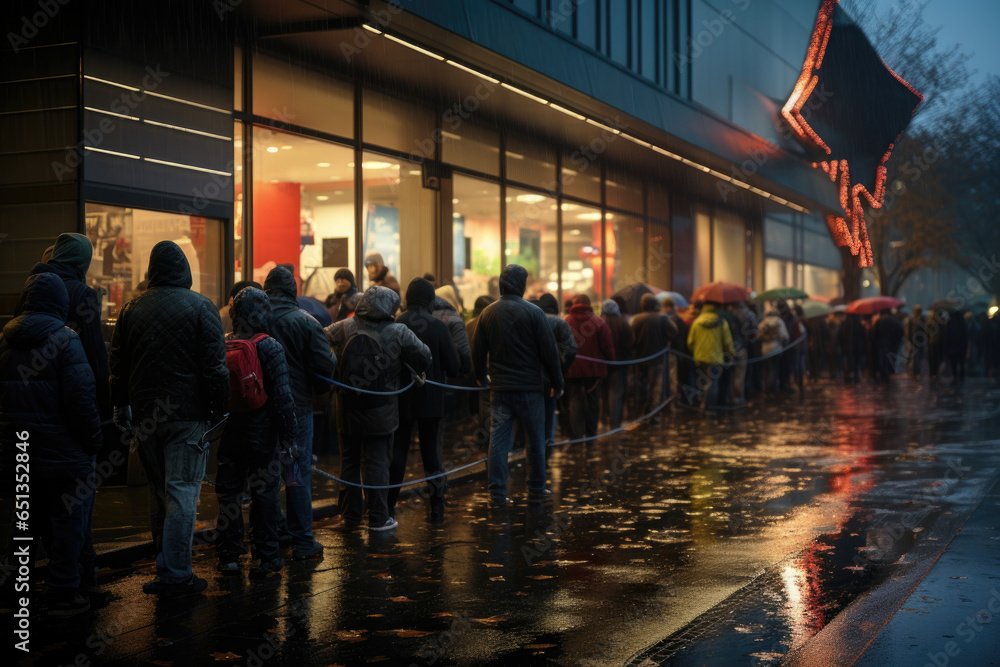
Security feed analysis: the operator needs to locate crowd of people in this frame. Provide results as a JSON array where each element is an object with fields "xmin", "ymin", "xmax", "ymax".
[{"xmin": 2, "ymin": 235, "xmax": 998, "ymax": 618}]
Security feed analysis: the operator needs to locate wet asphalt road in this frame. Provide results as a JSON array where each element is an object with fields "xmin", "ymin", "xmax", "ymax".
[{"xmin": 16, "ymin": 376, "xmax": 1000, "ymax": 666}]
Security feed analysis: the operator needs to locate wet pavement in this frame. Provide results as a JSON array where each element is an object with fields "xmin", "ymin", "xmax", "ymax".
[{"xmin": 13, "ymin": 376, "xmax": 1000, "ymax": 666}]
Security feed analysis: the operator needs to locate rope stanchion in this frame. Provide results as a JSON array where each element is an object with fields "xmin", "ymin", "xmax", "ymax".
[
  {"xmin": 314, "ymin": 373, "xmax": 415, "ymax": 396},
  {"xmin": 575, "ymin": 348, "xmax": 668, "ymax": 366},
  {"xmin": 574, "ymin": 334, "xmax": 806, "ymax": 369},
  {"xmin": 548, "ymin": 395, "xmax": 674, "ymax": 447},
  {"xmin": 423, "ymin": 378, "xmax": 490, "ymax": 391}
]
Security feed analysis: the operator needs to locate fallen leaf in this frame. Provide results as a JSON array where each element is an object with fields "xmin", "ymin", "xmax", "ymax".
[
  {"xmin": 489, "ymin": 576, "xmax": 505, "ymax": 582},
  {"xmin": 372, "ymin": 572, "xmax": 391, "ymax": 579},
  {"xmin": 389, "ymin": 596, "xmax": 411, "ymax": 602},
  {"xmin": 335, "ymin": 630, "xmax": 368, "ymax": 642},
  {"xmin": 527, "ymin": 575, "xmax": 554, "ymax": 580},
  {"xmin": 525, "ymin": 644, "xmax": 556, "ymax": 649},
  {"xmin": 396, "ymin": 629, "xmax": 434, "ymax": 638},
  {"xmin": 473, "ymin": 616, "xmax": 506, "ymax": 625},
  {"xmin": 515, "ymin": 592, "xmax": 529, "ymax": 596},
  {"xmin": 364, "ymin": 657, "xmax": 388, "ymax": 663},
  {"xmin": 430, "ymin": 612, "xmax": 453, "ymax": 618},
  {"xmin": 483, "ymin": 563, "xmax": 504, "ymax": 568},
  {"xmin": 367, "ymin": 614, "xmax": 384, "ymax": 618},
  {"xmin": 203, "ymin": 590, "xmax": 232, "ymax": 597},
  {"xmin": 211, "ymin": 651, "xmax": 242, "ymax": 661}
]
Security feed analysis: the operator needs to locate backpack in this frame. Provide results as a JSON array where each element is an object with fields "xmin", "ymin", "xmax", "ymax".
[
  {"xmin": 338, "ymin": 328, "xmax": 392, "ymax": 407},
  {"xmin": 225, "ymin": 333, "xmax": 269, "ymax": 412}
]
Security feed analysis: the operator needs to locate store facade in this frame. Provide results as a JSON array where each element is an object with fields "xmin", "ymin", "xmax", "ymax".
[{"xmin": 1, "ymin": 0, "xmax": 849, "ymax": 332}]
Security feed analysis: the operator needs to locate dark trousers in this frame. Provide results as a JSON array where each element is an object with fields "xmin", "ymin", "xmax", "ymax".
[
  {"xmin": 338, "ymin": 432, "xmax": 392, "ymax": 525},
  {"xmin": 214, "ymin": 446, "xmax": 282, "ymax": 562},
  {"xmin": 947, "ymin": 352, "xmax": 966, "ymax": 384},
  {"xmin": 566, "ymin": 378, "xmax": 601, "ymax": 440},
  {"xmin": 388, "ymin": 414, "xmax": 444, "ymax": 517},
  {"xmin": 635, "ymin": 362, "xmax": 663, "ymax": 415},
  {"xmin": 36, "ymin": 468, "xmax": 89, "ymax": 590},
  {"xmin": 604, "ymin": 367, "xmax": 628, "ymax": 428}
]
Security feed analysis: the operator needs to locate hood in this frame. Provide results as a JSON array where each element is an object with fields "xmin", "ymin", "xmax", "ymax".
[
  {"xmin": 472, "ymin": 295, "xmax": 494, "ymax": 316},
  {"xmin": 231, "ymin": 287, "xmax": 272, "ymax": 336},
  {"xmin": 147, "ymin": 240, "xmax": 193, "ymax": 289},
  {"xmin": 569, "ymin": 303, "xmax": 595, "ymax": 319},
  {"xmin": 499, "ymin": 264, "xmax": 527, "ymax": 297},
  {"xmin": 435, "ymin": 285, "xmax": 462, "ymax": 312},
  {"xmin": 355, "ymin": 285, "xmax": 400, "ymax": 322},
  {"xmin": 50, "ymin": 233, "xmax": 93, "ymax": 280},
  {"xmin": 364, "ymin": 252, "xmax": 385, "ymax": 271},
  {"xmin": 697, "ymin": 304, "xmax": 724, "ymax": 328},
  {"xmin": 263, "ymin": 265, "xmax": 297, "ymax": 299},
  {"xmin": 3, "ymin": 273, "xmax": 69, "ymax": 349},
  {"xmin": 537, "ymin": 293, "xmax": 560, "ymax": 315},
  {"xmin": 602, "ymin": 299, "xmax": 621, "ymax": 318},
  {"xmin": 640, "ymin": 293, "xmax": 659, "ymax": 312},
  {"xmin": 405, "ymin": 277, "xmax": 436, "ymax": 309},
  {"xmin": 334, "ymin": 268, "xmax": 356, "ymax": 289}
]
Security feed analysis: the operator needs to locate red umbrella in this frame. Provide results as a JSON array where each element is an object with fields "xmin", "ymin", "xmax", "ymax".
[
  {"xmin": 846, "ymin": 296, "xmax": 903, "ymax": 315},
  {"xmin": 691, "ymin": 281, "xmax": 747, "ymax": 304}
]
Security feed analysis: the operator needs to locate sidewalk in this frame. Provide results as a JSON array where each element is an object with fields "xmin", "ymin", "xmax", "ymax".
[{"xmin": 854, "ymin": 477, "xmax": 1000, "ymax": 666}]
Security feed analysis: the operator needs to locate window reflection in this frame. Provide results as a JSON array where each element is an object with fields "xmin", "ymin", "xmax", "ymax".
[
  {"xmin": 453, "ymin": 174, "xmax": 501, "ymax": 303},
  {"xmin": 562, "ymin": 203, "xmax": 603, "ymax": 301},
  {"xmin": 506, "ymin": 187, "xmax": 557, "ymax": 300}
]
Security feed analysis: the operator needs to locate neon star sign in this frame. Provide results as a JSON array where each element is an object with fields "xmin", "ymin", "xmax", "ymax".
[{"xmin": 782, "ymin": 0, "xmax": 923, "ymax": 268}]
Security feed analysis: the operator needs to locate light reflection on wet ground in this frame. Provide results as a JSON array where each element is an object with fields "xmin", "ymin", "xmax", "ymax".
[{"xmin": 22, "ymin": 377, "xmax": 1000, "ymax": 666}]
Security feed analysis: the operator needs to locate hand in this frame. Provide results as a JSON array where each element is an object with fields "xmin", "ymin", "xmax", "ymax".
[
  {"xmin": 113, "ymin": 406, "xmax": 132, "ymax": 433},
  {"xmin": 413, "ymin": 372, "xmax": 427, "ymax": 387}
]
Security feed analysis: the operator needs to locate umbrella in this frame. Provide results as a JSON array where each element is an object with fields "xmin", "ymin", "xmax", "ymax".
[
  {"xmin": 756, "ymin": 287, "xmax": 809, "ymax": 302},
  {"xmin": 297, "ymin": 295, "xmax": 333, "ymax": 326},
  {"xmin": 691, "ymin": 281, "xmax": 747, "ymax": 304},
  {"xmin": 846, "ymin": 296, "xmax": 903, "ymax": 315},
  {"xmin": 800, "ymin": 299, "xmax": 833, "ymax": 319},
  {"xmin": 655, "ymin": 291, "xmax": 689, "ymax": 309},
  {"xmin": 930, "ymin": 298, "xmax": 963, "ymax": 312},
  {"xmin": 611, "ymin": 283, "xmax": 664, "ymax": 315}
]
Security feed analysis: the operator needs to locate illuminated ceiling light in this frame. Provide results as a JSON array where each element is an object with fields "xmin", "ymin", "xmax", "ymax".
[
  {"xmin": 362, "ymin": 24, "xmax": 382, "ymax": 34},
  {"xmin": 516, "ymin": 193, "xmax": 547, "ymax": 203},
  {"xmin": 267, "ymin": 146, "xmax": 278, "ymax": 153},
  {"xmin": 577, "ymin": 212, "xmax": 601, "ymax": 220},
  {"xmin": 452, "ymin": 198, "xmax": 459, "ymax": 204},
  {"xmin": 408, "ymin": 170, "xmax": 421, "ymax": 176},
  {"xmin": 83, "ymin": 146, "xmax": 140, "ymax": 159},
  {"xmin": 84, "ymin": 106, "xmax": 140, "ymax": 121},
  {"xmin": 236, "ymin": 165, "xmax": 242, "ymax": 170},
  {"xmin": 144, "ymin": 90, "xmax": 230, "ymax": 114},
  {"xmin": 570, "ymin": 229, "xmax": 581, "ymax": 235},
  {"xmin": 650, "ymin": 146, "xmax": 680, "ymax": 160},
  {"xmin": 144, "ymin": 119, "xmax": 231, "ymax": 141},
  {"xmin": 144, "ymin": 157, "xmax": 232, "ymax": 176},
  {"xmin": 317, "ymin": 162, "xmax": 331, "ymax": 167},
  {"xmin": 500, "ymin": 82, "xmax": 548, "ymax": 105},
  {"xmin": 362, "ymin": 161, "xmax": 394, "ymax": 169},
  {"xmin": 862, "ymin": 279, "xmax": 871, "ymax": 287},
  {"xmin": 585, "ymin": 118, "xmax": 620, "ymax": 134},
  {"xmin": 316, "ymin": 195, "xmax": 329, "ymax": 201},
  {"xmin": 440, "ymin": 131, "xmax": 462, "ymax": 141},
  {"xmin": 281, "ymin": 145, "xmax": 292, "ymax": 150},
  {"xmin": 384, "ymin": 33, "xmax": 445, "ymax": 60},
  {"xmin": 445, "ymin": 59, "xmax": 500, "ymax": 84},
  {"xmin": 348, "ymin": 162, "xmax": 355, "ymax": 168},
  {"xmin": 622, "ymin": 134, "xmax": 651, "ymax": 148},
  {"xmin": 989, "ymin": 306, "xmax": 998, "ymax": 318},
  {"xmin": 548, "ymin": 103, "xmax": 585, "ymax": 120},
  {"xmin": 507, "ymin": 152, "xmax": 525, "ymax": 160},
  {"xmin": 84, "ymin": 75, "xmax": 139, "ymax": 91}
]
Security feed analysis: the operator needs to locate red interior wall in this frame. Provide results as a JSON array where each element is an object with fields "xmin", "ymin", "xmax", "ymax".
[{"xmin": 253, "ymin": 181, "xmax": 300, "ymax": 285}]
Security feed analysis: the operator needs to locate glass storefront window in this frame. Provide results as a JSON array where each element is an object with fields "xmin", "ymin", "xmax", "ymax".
[
  {"xmin": 561, "ymin": 151, "xmax": 601, "ymax": 203},
  {"xmin": 361, "ymin": 151, "xmax": 437, "ymax": 292},
  {"xmin": 694, "ymin": 205, "xmax": 712, "ymax": 289},
  {"xmin": 251, "ymin": 127, "xmax": 355, "ymax": 299},
  {"xmin": 804, "ymin": 264, "xmax": 841, "ymax": 299},
  {"xmin": 606, "ymin": 213, "xmax": 645, "ymax": 296},
  {"xmin": 647, "ymin": 218, "xmax": 672, "ymax": 290},
  {"xmin": 561, "ymin": 203, "xmax": 603, "ymax": 302},
  {"xmin": 712, "ymin": 209, "xmax": 747, "ymax": 286},
  {"xmin": 84, "ymin": 203, "xmax": 224, "ymax": 336},
  {"xmin": 364, "ymin": 88, "xmax": 435, "ymax": 156},
  {"xmin": 506, "ymin": 187, "xmax": 557, "ymax": 300},
  {"xmin": 234, "ymin": 47, "xmax": 242, "ymax": 112},
  {"xmin": 442, "ymin": 120, "xmax": 499, "ymax": 176},
  {"xmin": 253, "ymin": 54, "xmax": 353, "ymax": 139},
  {"xmin": 606, "ymin": 166, "xmax": 643, "ymax": 212},
  {"xmin": 506, "ymin": 134, "xmax": 556, "ymax": 191},
  {"xmin": 765, "ymin": 257, "xmax": 796, "ymax": 291},
  {"xmin": 234, "ymin": 121, "xmax": 243, "ymax": 281},
  {"xmin": 453, "ymin": 174, "xmax": 502, "ymax": 304}
]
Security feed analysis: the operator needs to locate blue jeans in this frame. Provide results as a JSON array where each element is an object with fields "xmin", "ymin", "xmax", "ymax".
[
  {"xmin": 136, "ymin": 420, "xmax": 209, "ymax": 584},
  {"xmin": 488, "ymin": 390, "xmax": 546, "ymax": 498},
  {"xmin": 544, "ymin": 394, "xmax": 557, "ymax": 445},
  {"xmin": 282, "ymin": 411, "xmax": 315, "ymax": 550}
]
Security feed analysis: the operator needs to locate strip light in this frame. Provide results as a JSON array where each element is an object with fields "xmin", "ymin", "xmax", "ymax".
[
  {"xmin": 144, "ymin": 157, "xmax": 232, "ymax": 176},
  {"xmin": 548, "ymin": 103, "xmax": 585, "ymax": 120},
  {"xmin": 445, "ymin": 59, "xmax": 499, "ymax": 84},
  {"xmin": 384, "ymin": 33, "xmax": 444, "ymax": 60},
  {"xmin": 500, "ymin": 82, "xmax": 548, "ymax": 104},
  {"xmin": 144, "ymin": 119, "xmax": 231, "ymax": 141},
  {"xmin": 84, "ymin": 146, "xmax": 140, "ymax": 159},
  {"xmin": 84, "ymin": 106, "xmax": 140, "ymax": 121}
]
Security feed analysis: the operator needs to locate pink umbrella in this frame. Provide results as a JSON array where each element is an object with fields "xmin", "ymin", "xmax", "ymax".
[
  {"xmin": 691, "ymin": 281, "xmax": 748, "ymax": 304},
  {"xmin": 846, "ymin": 295, "xmax": 903, "ymax": 315}
]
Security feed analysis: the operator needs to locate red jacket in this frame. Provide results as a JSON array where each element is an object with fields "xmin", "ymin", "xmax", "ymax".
[{"xmin": 565, "ymin": 304, "xmax": 615, "ymax": 378}]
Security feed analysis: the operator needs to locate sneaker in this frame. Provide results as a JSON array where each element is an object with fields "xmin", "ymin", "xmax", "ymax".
[
  {"xmin": 249, "ymin": 559, "xmax": 283, "ymax": 580},
  {"xmin": 291, "ymin": 541, "xmax": 324, "ymax": 560},
  {"xmin": 217, "ymin": 561, "xmax": 240, "ymax": 576},
  {"xmin": 142, "ymin": 574, "xmax": 208, "ymax": 599},
  {"xmin": 488, "ymin": 496, "xmax": 511, "ymax": 509},
  {"xmin": 527, "ymin": 489, "xmax": 554, "ymax": 506},
  {"xmin": 47, "ymin": 590, "xmax": 90, "ymax": 619},
  {"xmin": 368, "ymin": 517, "xmax": 398, "ymax": 532},
  {"xmin": 336, "ymin": 518, "xmax": 362, "ymax": 534}
]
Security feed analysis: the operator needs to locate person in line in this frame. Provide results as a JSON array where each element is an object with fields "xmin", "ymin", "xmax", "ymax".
[
  {"xmin": 465, "ymin": 295, "xmax": 496, "ymax": 432},
  {"xmin": 1, "ymin": 274, "xmax": 102, "ymax": 617},
  {"xmin": 472, "ymin": 265, "xmax": 563, "ymax": 508},
  {"xmin": 214, "ymin": 287, "xmax": 298, "ymax": 578},
  {"xmin": 661, "ymin": 298, "xmax": 690, "ymax": 403},
  {"xmin": 601, "ymin": 299, "xmax": 632, "ymax": 428},
  {"xmin": 728, "ymin": 300, "xmax": 754, "ymax": 404},
  {"xmin": 776, "ymin": 300, "xmax": 804, "ymax": 394},
  {"xmin": 537, "ymin": 293, "xmax": 577, "ymax": 444},
  {"xmin": 364, "ymin": 252, "xmax": 401, "ymax": 295},
  {"xmin": 390, "ymin": 278, "xmax": 460, "ymax": 522},
  {"xmin": 871, "ymin": 308, "xmax": 904, "ymax": 384},
  {"xmin": 716, "ymin": 302, "xmax": 740, "ymax": 407},
  {"xmin": 325, "ymin": 268, "xmax": 357, "ymax": 323},
  {"xmin": 326, "ymin": 286, "xmax": 431, "ymax": 531},
  {"xmin": 687, "ymin": 300, "xmax": 735, "ymax": 411},
  {"xmin": 944, "ymin": 307, "xmax": 968, "ymax": 386},
  {"xmin": 109, "ymin": 240, "xmax": 229, "ymax": 598},
  {"xmin": 263, "ymin": 266, "xmax": 337, "ymax": 560},
  {"xmin": 563, "ymin": 294, "xmax": 615, "ymax": 440},
  {"xmin": 839, "ymin": 313, "xmax": 868, "ymax": 384},
  {"xmin": 433, "ymin": 284, "xmax": 473, "ymax": 422},
  {"xmin": 758, "ymin": 308, "xmax": 790, "ymax": 394},
  {"xmin": 631, "ymin": 294, "xmax": 677, "ymax": 415},
  {"xmin": 219, "ymin": 280, "xmax": 262, "ymax": 334}
]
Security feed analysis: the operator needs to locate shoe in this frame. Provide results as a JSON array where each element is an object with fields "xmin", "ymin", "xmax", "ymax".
[
  {"xmin": 47, "ymin": 590, "xmax": 90, "ymax": 619},
  {"xmin": 217, "ymin": 561, "xmax": 240, "ymax": 576},
  {"xmin": 429, "ymin": 499, "xmax": 445, "ymax": 523},
  {"xmin": 488, "ymin": 496, "xmax": 510, "ymax": 509},
  {"xmin": 249, "ymin": 559, "xmax": 283, "ymax": 579},
  {"xmin": 528, "ymin": 489, "xmax": 554, "ymax": 506},
  {"xmin": 291, "ymin": 541, "xmax": 325, "ymax": 560},
  {"xmin": 368, "ymin": 517, "xmax": 398, "ymax": 532},
  {"xmin": 142, "ymin": 574, "xmax": 208, "ymax": 599},
  {"xmin": 336, "ymin": 519, "xmax": 362, "ymax": 534}
]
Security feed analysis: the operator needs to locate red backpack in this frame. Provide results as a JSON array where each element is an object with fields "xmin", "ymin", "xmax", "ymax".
[{"xmin": 225, "ymin": 333, "xmax": 269, "ymax": 412}]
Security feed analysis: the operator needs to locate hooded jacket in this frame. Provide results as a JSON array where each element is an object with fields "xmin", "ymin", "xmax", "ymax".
[
  {"xmin": 759, "ymin": 311, "xmax": 791, "ymax": 356},
  {"xmin": 365, "ymin": 253, "xmax": 401, "ymax": 295},
  {"xmin": 109, "ymin": 241, "xmax": 229, "ymax": 421},
  {"xmin": 396, "ymin": 278, "xmax": 461, "ymax": 419},
  {"xmin": 688, "ymin": 303, "xmax": 736, "ymax": 365},
  {"xmin": 326, "ymin": 269, "xmax": 358, "ymax": 323},
  {"xmin": 223, "ymin": 287, "xmax": 299, "ymax": 453},
  {"xmin": 325, "ymin": 286, "xmax": 431, "ymax": 435},
  {"xmin": 263, "ymin": 266, "xmax": 337, "ymax": 414},
  {"xmin": 1, "ymin": 273, "xmax": 102, "ymax": 470},
  {"xmin": 564, "ymin": 301, "xmax": 616, "ymax": 378},
  {"xmin": 631, "ymin": 298, "xmax": 678, "ymax": 366},
  {"xmin": 432, "ymin": 288, "xmax": 473, "ymax": 375},
  {"xmin": 15, "ymin": 233, "xmax": 110, "ymax": 419},
  {"xmin": 536, "ymin": 294, "xmax": 577, "ymax": 378},
  {"xmin": 601, "ymin": 299, "xmax": 633, "ymax": 367}
]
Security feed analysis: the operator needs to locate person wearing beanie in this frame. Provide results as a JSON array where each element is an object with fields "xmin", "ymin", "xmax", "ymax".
[
  {"xmin": 631, "ymin": 292, "xmax": 678, "ymax": 414},
  {"xmin": 563, "ymin": 294, "xmax": 615, "ymax": 440},
  {"xmin": 472, "ymin": 265, "xmax": 563, "ymax": 508},
  {"xmin": 433, "ymin": 284, "xmax": 473, "ymax": 377},
  {"xmin": 219, "ymin": 279, "xmax": 262, "ymax": 334},
  {"xmin": 390, "ymin": 278, "xmax": 460, "ymax": 522},
  {"xmin": 363, "ymin": 252, "xmax": 401, "ymax": 295},
  {"xmin": 601, "ymin": 298, "xmax": 633, "ymax": 429},
  {"xmin": 325, "ymin": 268, "xmax": 358, "ymax": 323},
  {"xmin": 536, "ymin": 293, "xmax": 577, "ymax": 446}
]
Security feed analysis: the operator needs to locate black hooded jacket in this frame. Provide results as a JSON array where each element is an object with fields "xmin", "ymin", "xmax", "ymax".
[
  {"xmin": 15, "ymin": 233, "xmax": 110, "ymax": 419},
  {"xmin": 222, "ymin": 287, "xmax": 299, "ymax": 454},
  {"xmin": 1, "ymin": 273, "xmax": 102, "ymax": 471},
  {"xmin": 397, "ymin": 279, "xmax": 461, "ymax": 419},
  {"xmin": 109, "ymin": 241, "xmax": 229, "ymax": 421},
  {"xmin": 263, "ymin": 266, "xmax": 337, "ymax": 414}
]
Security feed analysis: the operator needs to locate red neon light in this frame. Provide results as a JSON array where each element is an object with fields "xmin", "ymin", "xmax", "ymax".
[{"xmin": 783, "ymin": 0, "xmax": 922, "ymax": 268}]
